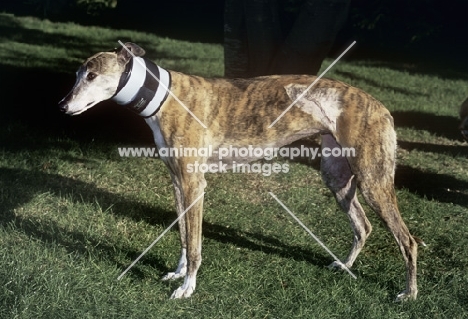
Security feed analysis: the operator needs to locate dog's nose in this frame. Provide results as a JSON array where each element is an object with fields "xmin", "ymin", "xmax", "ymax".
[{"xmin": 58, "ymin": 100, "xmax": 68, "ymax": 113}]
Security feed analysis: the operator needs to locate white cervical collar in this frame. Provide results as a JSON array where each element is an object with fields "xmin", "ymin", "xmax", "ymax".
[{"xmin": 112, "ymin": 57, "xmax": 171, "ymax": 117}]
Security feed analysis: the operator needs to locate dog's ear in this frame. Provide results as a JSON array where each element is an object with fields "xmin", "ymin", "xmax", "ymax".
[{"xmin": 116, "ymin": 42, "xmax": 146, "ymax": 64}]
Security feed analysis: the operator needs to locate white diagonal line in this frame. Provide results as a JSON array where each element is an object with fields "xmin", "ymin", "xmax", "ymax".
[
  {"xmin": 268, "ymin": 192, "xmax": 357, "ymax": 279},
  {"xmin": 118, "ymin": 40, "xmax": 207, "ymax": 129},
  {"xmin": 117, "ymin": 192, "xmax": 205, "ymax": 280},
  {"xmin": 268, "ymin": 41, "xmax": 356, "ymax": 128}
]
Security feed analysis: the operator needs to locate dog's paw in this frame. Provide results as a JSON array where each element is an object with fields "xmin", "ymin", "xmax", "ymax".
[
  {"xmin": 170, "ymin": 286, "xmax": 194, "ymax": 299},
  {"xmin": 161, "ymin": 268, "xmax": 186, "ymax": 281},
  {"xmin": 170, "ymin": 284, "xmax": 195, "ymax": 299},
  {"xmin": 394, "ymin": 290, "xmax": 418, "ymax": 302},
  {"xmin": 162, "ymin": 249, "xmax": 187, "ymax": 281},
  {"xmin": 169, "ymin": 275, "xmax": 197, "ymax": 299}
]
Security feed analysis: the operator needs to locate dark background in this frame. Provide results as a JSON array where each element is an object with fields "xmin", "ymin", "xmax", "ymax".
[
  {"xmin": 0, "ymin": 0, "xmax": 467, "ymax": 144},
  {"xmin": 1, "ymin": 0, "xmax": 467, "ymax": 59}
]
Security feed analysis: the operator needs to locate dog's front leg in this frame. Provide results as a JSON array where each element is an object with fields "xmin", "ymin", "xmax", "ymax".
[
  {"xmin": 170, "ymin": 170, "xmax": 206, "ymax": 299},
  {"xmin": 161, "ymin": 178, "xmax": 187, "ymax": 281}
]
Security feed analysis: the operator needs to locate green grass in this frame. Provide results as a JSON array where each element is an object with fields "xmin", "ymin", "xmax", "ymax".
[
  {"xmin": 1, "ymin": 13, "xmax": 467, "ymax": 318},
  {"xmin": 0, "ymin": 13, "xmax": 222, "ymax": 77}
]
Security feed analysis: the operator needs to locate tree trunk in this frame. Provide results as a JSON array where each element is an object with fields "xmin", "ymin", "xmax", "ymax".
[
  {"xmin": 224, "ymin": 0, "xmax": 350, "ymax": 77},
  {"xmin": 271, "ymin": 0, "xmax": 351, "ymax": 75}
]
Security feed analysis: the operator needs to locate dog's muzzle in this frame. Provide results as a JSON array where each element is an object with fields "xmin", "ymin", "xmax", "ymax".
[{"xmin": 112, "ymin": 57, "xmax": 171, "ymax": 117}]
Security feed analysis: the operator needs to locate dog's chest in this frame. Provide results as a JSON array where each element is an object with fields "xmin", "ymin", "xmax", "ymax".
[{"xmin": 145, "ymin": 117, "xmax": 168, "ymax": 157}]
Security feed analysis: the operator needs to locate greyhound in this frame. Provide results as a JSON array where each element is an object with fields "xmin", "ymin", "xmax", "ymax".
[{"xmin": 58, "ymin": 42, "xmax": 420, "ymax": 300}]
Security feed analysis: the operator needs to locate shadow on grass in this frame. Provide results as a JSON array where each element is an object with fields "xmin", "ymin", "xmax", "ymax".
[
  {"xmin": 339, "ymin": 45, "xmax": 468, "ymax": 82},
  {"xmin": 355, "ymin": 58, "xmax": 468, "ymax": 82},
  {"xmin": 398, "ymin": 140, "xmax": 468, "ymax": 158},
  {"xmin": 395, "ymin": 165, "xmax": 468, "ymax": 206},
  {"xmin": 0, "ymin": 14, "xmax": 120, "ymax": 70},
  {"xmin": 0, "ymin": 167, "xmax": 176, "ymax": 274},
  {"xmin": 0, "ymin": 167, "xmax": 336, "ymax": 279},
  {"xmin": 393, "ymin": 111, "xmax": 464, "ymax": 142},
  {"xmin": 202, "ymin": 222, "xmax": 331, "ymax": 267}
]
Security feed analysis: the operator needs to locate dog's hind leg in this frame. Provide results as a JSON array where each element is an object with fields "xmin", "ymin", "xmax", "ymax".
[
  {"xmin": 357, "ymin": 172, "xmax": 418, "ymax": 301},
  {"xmin": 320, "ymin": 134, "xmax": 372, "ymax": 270},
  {"xmin": 347, "ymin": 125, "xmax": 418, "ymax": 301}
]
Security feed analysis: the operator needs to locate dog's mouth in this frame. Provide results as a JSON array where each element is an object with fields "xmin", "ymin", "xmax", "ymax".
[{"xmin": 68, "ymin": 101, "xmax": 97, "ymax": 116}]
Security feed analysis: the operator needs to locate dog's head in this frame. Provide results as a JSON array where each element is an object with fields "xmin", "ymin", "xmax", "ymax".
[
  {"xmin": 59, "ymin": 42, "xmax": 145, "ymax": 115},
  {"xmin": 459, "ymin": 98, "xmax": 468, "ymax": 141}
]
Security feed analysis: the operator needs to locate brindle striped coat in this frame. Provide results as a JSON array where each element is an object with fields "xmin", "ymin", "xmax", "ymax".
[{"xmin": 59, "ymin": 43, "xmax": 419, "ymax": 301}]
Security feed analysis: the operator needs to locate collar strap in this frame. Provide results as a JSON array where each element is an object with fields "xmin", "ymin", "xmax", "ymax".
[{"xmin": 112, "ymin": 57, "xmax": 171, "ymax": 117}]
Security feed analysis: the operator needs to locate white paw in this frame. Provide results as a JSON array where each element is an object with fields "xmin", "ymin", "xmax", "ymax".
[
  {"xmin": 170, "ymin": 285, "xmax": 195, "ymax": 299},
  {"xmin": 161, "ymin": 269, "xmax": 186, "ymax": 281},
  {"xmin": 395, "ymin": 290, "xmax": 417, "ymax": 302},
  {"xmin": 162, "ymin": 249, "xmax": 187, "ymax": 281},
  {"xmin": 169, "ymin": 275, "xmax": 197, "ymax": 299}
]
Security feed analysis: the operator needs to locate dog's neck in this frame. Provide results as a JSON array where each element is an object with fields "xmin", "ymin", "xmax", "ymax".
[{"xmin": 112, "ymin": 57, "xmax": 171, "ymax": 117}]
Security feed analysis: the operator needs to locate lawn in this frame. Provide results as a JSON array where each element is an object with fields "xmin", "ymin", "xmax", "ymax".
[{"xmin": 0, "ymin": 13, "xmax": 467, "ymax": 318}]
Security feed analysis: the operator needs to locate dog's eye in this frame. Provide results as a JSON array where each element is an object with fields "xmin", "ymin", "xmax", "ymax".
[{"xmin": 87, "ymin": 72, "xmax": 97, "ymax": 81}]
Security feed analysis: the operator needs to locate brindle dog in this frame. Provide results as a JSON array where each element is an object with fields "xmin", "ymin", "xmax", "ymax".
[{"xmin": 59, "ymin": 43, "xmax": 419, "ymax": 300}]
